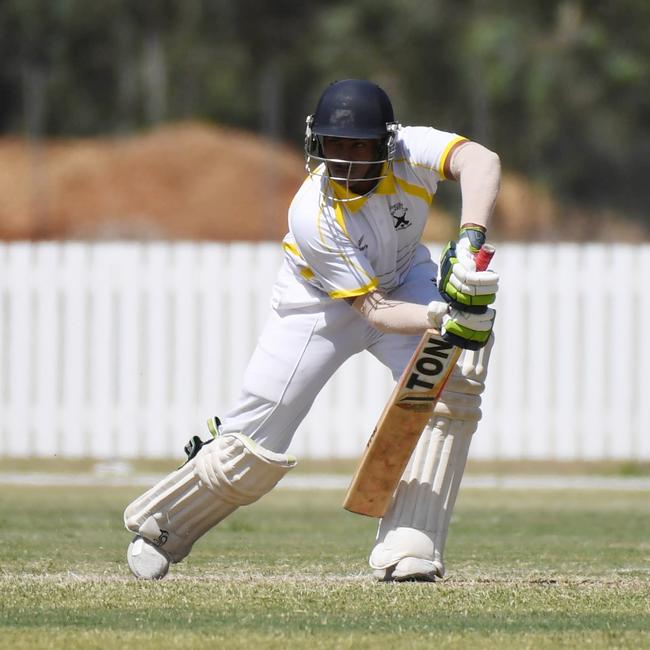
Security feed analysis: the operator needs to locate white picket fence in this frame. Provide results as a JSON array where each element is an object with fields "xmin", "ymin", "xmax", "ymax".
[{"xmin": 0, "ymin": 241, "xmax": 648, "ymax": 461}]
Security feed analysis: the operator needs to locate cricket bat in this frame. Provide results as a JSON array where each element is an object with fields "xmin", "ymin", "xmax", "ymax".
[{"xmin": 343, "ymin": 244, "xmax": 494, "ymax": 518}]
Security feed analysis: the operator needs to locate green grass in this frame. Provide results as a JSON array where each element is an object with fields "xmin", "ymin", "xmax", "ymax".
[
  {"xmin": 2, "ymin": 456, "xmax": 650, "ymax": 476},
  {"xmin": 1, "ymin": 481, "xmax": 649, "ymax": 649}
]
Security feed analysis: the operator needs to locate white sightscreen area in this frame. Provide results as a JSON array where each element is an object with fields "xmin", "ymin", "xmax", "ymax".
[{"xmin": 0, "ymin": 241, "xmax": 648, "ymax": 460}]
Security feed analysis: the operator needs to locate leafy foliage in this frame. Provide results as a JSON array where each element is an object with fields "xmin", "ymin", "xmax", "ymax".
[{"xmin": 0, "ymin": 0, "xmax": 648, "ymax": 219}]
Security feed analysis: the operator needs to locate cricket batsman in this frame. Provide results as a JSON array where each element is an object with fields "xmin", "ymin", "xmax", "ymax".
[{"xmin": 124, "ymin": 79, "xmax": 500, "ymax": 581}]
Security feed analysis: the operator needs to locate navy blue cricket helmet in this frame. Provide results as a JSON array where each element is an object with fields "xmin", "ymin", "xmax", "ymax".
[
  {"xmin": 309, "ymin": 79, "xmax": 396, "ymax": 139},
  {"xmin": 304, "ymin": 79, "xmax": 400, "ymax": 198}
]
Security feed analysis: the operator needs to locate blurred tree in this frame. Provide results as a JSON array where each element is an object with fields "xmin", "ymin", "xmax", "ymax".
[{"xmin": 0, "ymin": 0, "xmax": 647, "ymax": 220}]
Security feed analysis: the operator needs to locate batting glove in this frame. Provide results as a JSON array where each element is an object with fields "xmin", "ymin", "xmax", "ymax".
[
  {"xmin": 437, "ymin": 227, "xmax": 499, "ymax": 313},
  {"xmin": 428, "ymin": 300, "xmax": 495, "ymax": 350}
]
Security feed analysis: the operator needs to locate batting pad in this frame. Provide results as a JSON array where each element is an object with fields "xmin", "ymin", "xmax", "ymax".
[
  {"xmin": 124, "ymin": 432, "xmax": 296, "ymax": 562},
  {"xmin": 369, "ymin": 335, "xmax": 493, "ymax": 577}
]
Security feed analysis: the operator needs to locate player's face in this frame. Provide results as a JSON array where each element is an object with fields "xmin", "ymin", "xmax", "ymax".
[{"xmin": 321, "ymin": 137, "xmax": 381, "ymax": 192}]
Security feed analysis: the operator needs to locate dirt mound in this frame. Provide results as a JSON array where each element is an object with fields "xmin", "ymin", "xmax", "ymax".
[
  {"xmin": 0, "ymin": 123, "xmax": 646, "ymax": 242},
  {"xmin": 0, "ymin": 122, "xmax": 305, "ymax": 240}
]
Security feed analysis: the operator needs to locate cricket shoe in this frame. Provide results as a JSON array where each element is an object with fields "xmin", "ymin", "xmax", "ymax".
[
  {"xmin": 127, "ymin": 535, "xmax": 171, "ymax": 580},
  {"xmin": 374, "ymin": 557, "xmax": 444, "ymax": 582}
]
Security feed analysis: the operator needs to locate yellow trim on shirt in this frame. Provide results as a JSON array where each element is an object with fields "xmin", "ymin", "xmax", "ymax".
[
  {"xmin": 330, "ymin": 183, "xmax": 369, "ymax": 213},
  {"xmin": 329, "ymin": 277, "xmax": 379, "ymax": 299},
  {"xmin": 285, "ymin": 234, "xmax": 376, "ymax": 299},
  {"xmin": 393, "ymin": 175, "xmax": 432, "ymax": 204},
  {"xmin": 284, "ymin": 241, "xmax": 316, "ymax": 279},
  {"xmin": 283, "ymin": 241, "xmax": 302, "ymax": 259},
  {"xmin": 438, "ymin": 136, "xmax": 469, "ymax": 180},
  {"xmin": 311, "ymin": 206, "xmax": 377, "ymax": 291},
  {"xmin": 374, "ymin": 170, "xmax": 396, "ymax": 195},
  {"xmin": 333, "ymin": 202, "xmax": 349, "ymax": 235},
  {"xmin": 330, "ymin": 179, "xmax": 362, "ymax": 203},
  {"xmin": 329, "ymin": 162, "xmax": 390, "ymax": 212},
  {"xmin": 329, "ymin": 165, "xmax": 431, "ymax": 205}
]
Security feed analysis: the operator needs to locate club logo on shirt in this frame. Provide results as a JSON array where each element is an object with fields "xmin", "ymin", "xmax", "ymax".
[
  {"xmin": 357, "ymin": 235, "xmax": 368, "ymax": 253},
  {"xmin": 390, "ymin": 202, "xmax": 411, "ymax": 230}
]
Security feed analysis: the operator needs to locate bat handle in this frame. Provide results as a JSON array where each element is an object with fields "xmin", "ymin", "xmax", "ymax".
[{"xmin": 474, "ymin": 244, "xmax": 495, "ymax": 271}]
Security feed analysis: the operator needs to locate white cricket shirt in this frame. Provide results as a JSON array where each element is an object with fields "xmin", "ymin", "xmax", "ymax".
[{"xmin": 273, "ymin": 126, "xmax": 466, "ymax": 308}]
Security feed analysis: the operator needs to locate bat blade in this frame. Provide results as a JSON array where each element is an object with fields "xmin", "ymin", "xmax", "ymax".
[
  {"xmin": 343, "ymin": 329, "xmax": 461, "ymax": 517},
  {"xmin": 343, "ymin": 244, "xmax": 495, "ymax": 518}
]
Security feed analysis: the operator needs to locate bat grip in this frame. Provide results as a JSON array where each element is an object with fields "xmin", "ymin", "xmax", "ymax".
[{"xmin": 474, "ymin": 244, "xmax": 495, "ymax": 271}]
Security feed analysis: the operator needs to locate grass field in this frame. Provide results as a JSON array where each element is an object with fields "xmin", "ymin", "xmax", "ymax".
[{"xmin": 1, "ymin": 476, "xmax": 649, "ymax": 649}]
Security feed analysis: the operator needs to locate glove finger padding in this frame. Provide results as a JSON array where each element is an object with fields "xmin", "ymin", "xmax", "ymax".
[
  {"xmin": 442, "ymin": 307, "xmax": 495, "ymax": 350},
  {"xmin": 447, "ymin": 270, "xmax": 499, "ymax": 295},
  {"xmin": 426, "ymin": 300, "xmax": 449, "ymax": 329},
  {"xmin": 438, "ymin": 238, "xmax": 499, "ymax": 312}
]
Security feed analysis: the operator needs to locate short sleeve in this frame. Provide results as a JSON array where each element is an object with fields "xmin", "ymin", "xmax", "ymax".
[
  {"xmin": 397, "ymin": 127, "xmax": 468, "ymax": 181},
  {"xmin": 288, "ymin": 200, "xmax": 378, "ymax": 299}
]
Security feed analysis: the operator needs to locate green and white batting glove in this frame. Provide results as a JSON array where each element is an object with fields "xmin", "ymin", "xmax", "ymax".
[
  {"xmin": 437, "ymin": 226, "xmax": 499, "ymax": 313},
  {"xmin": 427, "ymin": 300, "xmax": 495, "ymax": 350}
]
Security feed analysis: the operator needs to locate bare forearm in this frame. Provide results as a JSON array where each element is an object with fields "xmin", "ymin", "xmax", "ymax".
[
  {"xmin": 348, "ymin": 290, "xmax": 495, "ymax": 350},
  {"xmin": 450, "ymin": 142, "xmax": 501, "ymax": 229},
  {"xmin": 349, "ymin": 291, "xmax": 433, "ymax": 335}
]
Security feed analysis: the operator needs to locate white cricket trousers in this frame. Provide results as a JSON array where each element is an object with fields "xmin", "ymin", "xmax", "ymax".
[{"xmin": 220, "ymin": 257, "xmax": 441, "ymax": 453}]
